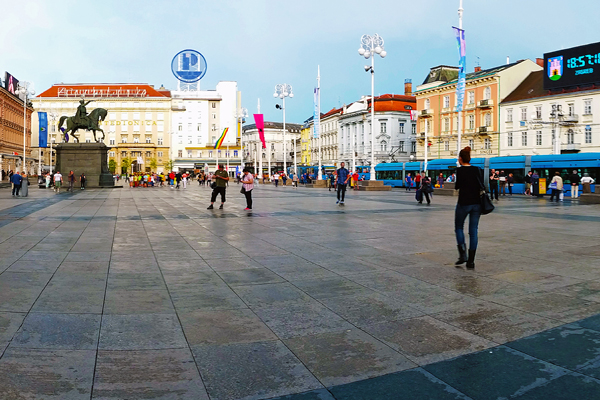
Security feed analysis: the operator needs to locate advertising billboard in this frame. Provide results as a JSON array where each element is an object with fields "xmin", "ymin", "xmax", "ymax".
[
  {"xmin": 544, "ymin": 42, "xmax": 600, "ymax": 90},
  {"xmin": 4, "ymin": 72, "xmax": 19, "ymax": 95}
]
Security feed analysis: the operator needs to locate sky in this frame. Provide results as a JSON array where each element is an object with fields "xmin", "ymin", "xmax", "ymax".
[{"xmin": 1, "ymin": 0, "xmax": 599, "ymax": 124}]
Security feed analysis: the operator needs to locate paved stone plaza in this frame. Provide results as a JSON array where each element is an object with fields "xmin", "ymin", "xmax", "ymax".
[{"xmin": 0, "ymin": 183, "xmax": 600, "ymax": 399}]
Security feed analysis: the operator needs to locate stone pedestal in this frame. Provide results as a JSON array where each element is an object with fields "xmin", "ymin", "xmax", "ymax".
[
  {"xmin": 55, "ymin": 143, "xmax": 114, "ymax": 188},
  {"xmin": 435, "ymin": 182, "xmax": 458, "ymax": 196},
  {"xmin": 358, "ymin": 181, "xmax": 392, "ymax": 191}
]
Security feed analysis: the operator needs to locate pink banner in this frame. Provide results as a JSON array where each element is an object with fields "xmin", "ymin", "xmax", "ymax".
[{"xmin": 254, "ymin": 114, "xmax": 266, "ymax": 149}]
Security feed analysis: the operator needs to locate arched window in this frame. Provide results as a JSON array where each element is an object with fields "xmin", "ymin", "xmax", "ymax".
[
  {"xmin": 381, "ymin": 140, "xmax": 387, "ymax": 152},
  {"xmin": 484, "ymin": 87, "xmax": 491, "ymax": 100},
  {"xmin": 485, "ymin": 113, "xmax": 492, "ymax": 127},
  {"xmin": 468, "ymin": 115, "xmax": 475, "ymax": 129}
]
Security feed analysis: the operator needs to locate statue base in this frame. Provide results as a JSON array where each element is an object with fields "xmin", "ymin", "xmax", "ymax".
[{"xmin": 55, "ymin": 143, "xmax": 114, "ymax": 188}]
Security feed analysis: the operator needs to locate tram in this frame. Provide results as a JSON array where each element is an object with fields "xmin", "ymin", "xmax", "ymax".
[{"xmin": 375, "ymin": 153, "xmax": 600, "ymax": 195}]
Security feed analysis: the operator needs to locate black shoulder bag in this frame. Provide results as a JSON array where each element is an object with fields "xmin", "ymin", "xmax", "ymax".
[{"xmin": 476, "ymin": 168, "xmax": 495, "ymax": 215}]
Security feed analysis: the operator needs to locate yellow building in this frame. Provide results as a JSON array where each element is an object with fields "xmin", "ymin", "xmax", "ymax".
[
  {"xmin": 32, "ymin": 84, "xmax": 172, "ymax": 173},
  {"xmin": 300, "ymin": 120, "xmax": 312, "ymax": 166}
]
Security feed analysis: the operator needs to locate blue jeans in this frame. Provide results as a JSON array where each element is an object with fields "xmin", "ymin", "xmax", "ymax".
[{"xmin": 455, "ymin": 203, "xmax": 482, "ymax": 250}]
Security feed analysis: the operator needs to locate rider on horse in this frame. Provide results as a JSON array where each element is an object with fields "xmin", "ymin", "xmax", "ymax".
[{"xmin": 74, "ymin": 99, "xmax": 92, "ymax": 129}]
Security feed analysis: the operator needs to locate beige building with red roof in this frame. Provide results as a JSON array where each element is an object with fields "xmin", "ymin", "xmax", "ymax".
[{"xmin": 32, "ymin": 83, "xmax": 172, "ymax": 174}]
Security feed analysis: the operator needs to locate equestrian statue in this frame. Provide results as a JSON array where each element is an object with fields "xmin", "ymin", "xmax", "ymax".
[{"xmin": 57, "ymin": 99, "xmax": 108, "ymax": 143}]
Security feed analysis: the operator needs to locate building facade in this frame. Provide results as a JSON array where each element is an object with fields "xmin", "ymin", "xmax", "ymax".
[
  {"xmin": 33, "ymin": 84, "xmax": 172, "ymax": 174},
  {"xmin": 300, "ymin": 119, "xmax": 312, "ymax": 166},
  {"xmin": 500, "ymin": 73, "xmax": 600, "ymax": 156},
  {"xmin": 414, "ymin": 59, "xmax": 542, "ymax": 160},
  {"xmin": 242, "ymin": 121, "xmax": 302, "ymax": 175},
  {"xmin": 170, "ymin": 81, "xmax": 241, "ymax": 173},
  {"xmin": 311, "ymin": 108, "xmax": 341, "ymax": 166},
  {"xmin": 0, "ymin": 81, "xmax": 33, "ymax": 176},
  {"xmin": 338, "ymin": 94, "xmax": 417, "ymax": 171}
]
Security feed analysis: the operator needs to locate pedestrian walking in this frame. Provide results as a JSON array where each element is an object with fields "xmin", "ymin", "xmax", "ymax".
[
  {"xmin": 418, "ymin": 172, "xmax": 432, "ymax": 205},
  {"xmin": 524, "ymin": 171, "xmax": 532, "ymax": 196},
  {"xmin": 548, "ymin": 171, "xmax": 564, "ymax": 202},
  {"xmin": 45, "ymin": 173, "xmax": 51, "ymax": 188},
  {"xmin": 10, "ymin": 171, "xmax": 22, "ymax": 197},
  {"xmin": 531, "ymin": 171, "xmax": 540, "ymax": 197},
  {"xmin": 240, "ymin": 168, "xmax": 254, "ymax": 210},
  {"xmin": 489, "ymin": 169, "xmax": 499, "ymax": 200},
  {"xmin": 53, "ymin": 171, "xmax": 63, "ymax": 193},
  {"xmin": 20, "ymin": 172, "xmax": 29, "ymax": 197},
  {"xmin": 282, "ymin": 173, "xmax": 287, "ymax": 187},
  {"xmin": 507, "ymin": 173, "xmax": 514, "ymax": 196},
  {"xmin": 352, "ymin": 171, "xmax": 359, "ymax": 190},
  {"xmin": 581, "ymin": 173, "xmax": 595, "ymax": 193},
  {"xmin": 68, "ymin": 171, "xmax": 75, "ymax": 192},
  {"xmin": 272, "ymin": 172, "xmax": 279, "ymax": 187},
  {"xmin": 80, "ymin": 173, "xmax": 86, "ymax": 190},
  {"xmin": 182, "ymin": 173, "xmax": 188, "ymax": 189},
  {"xmin": 207, "ymin": 165, "xmax": 229, "ymax": 209},
  {"xmin": 569, "ymin": 170, "xmax": 580, "ymax": 199},
  {"xmin": 454, "ymin": 146, "xmax": 482, "ymax": 270},
  {"xmin": 499, "ymin": 170, "xmax": 507, "ymax": 196},
  {"xmin": 335, "ymin": 162, "xmax": 350, "ymax": 205},
  {"xmin": 405, "ymin": 173, "xmax": 413, "ymax": 191}
]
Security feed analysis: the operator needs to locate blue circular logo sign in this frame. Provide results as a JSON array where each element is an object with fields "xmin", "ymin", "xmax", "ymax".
[{"xmin": 171, "ymin": 49, "xmax": 207, "ymax": 83}]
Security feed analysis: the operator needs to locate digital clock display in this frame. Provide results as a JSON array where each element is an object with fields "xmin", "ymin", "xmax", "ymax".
[{"xmin": 544, "ymin": 41, "xmax": 600, "ymax": 90}]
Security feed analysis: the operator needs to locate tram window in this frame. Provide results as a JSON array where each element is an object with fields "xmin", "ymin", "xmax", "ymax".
[{"xmin": 499, "ymin": 169, "xmax": 525, "ymax": 183}]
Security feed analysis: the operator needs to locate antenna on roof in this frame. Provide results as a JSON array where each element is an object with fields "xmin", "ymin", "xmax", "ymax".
[{"xmin": 476, "ymin": 57, "xmax": 480, "ymax": 67}]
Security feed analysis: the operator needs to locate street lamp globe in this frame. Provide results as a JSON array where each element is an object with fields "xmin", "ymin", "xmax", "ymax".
[
  {"xmin": 380, "ymin": 51, "xmax": 387, "ymax": 58},
  {"xmin": 358, "ymin": 48, "xmax": 365, "ymax": 55},
  {"xmin": 273, "ymin": 93, "xmax": 278, "ymax": 98},
  {"xmin": 374, "ymin": 46, "xmax": 382, "ymax": 54},
  {"xmin": 364, "ymin": 51, "xmax": 371, "ymax": 59}
]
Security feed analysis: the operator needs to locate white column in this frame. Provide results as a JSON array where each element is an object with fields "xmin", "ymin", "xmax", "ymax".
[
  {"xmin": 282, "ymin": 98, "xmax": 286, "ymax": 174},
  {"xmin": 370, "ymin": 54, "xmax": 376, "ymax": 180}
]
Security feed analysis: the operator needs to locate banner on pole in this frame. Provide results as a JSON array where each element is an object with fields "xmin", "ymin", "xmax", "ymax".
[
  {"xmin": 453, "ymin": 27, "xmax": 466, "ymax": 112},
  {"xmin": 313, "ymin": 88, "xmax": 320, "ymax": 139},
  {"xmin": 38, "ymin": 112, "xmax": 48, "ymax": 148},
  {"xmin": 253, "ymin": 114, "xmax": 266, "ymax": 149},
  {"xmin": 214, "ymin": 128, "xmax": 228, "ymax": 149}
]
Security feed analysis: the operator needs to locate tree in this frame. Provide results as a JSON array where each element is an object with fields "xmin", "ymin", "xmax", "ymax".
[
  {"xmin": 108, "ymin": 159, "xmax": 117, "ymax": 173},
  {"xmin": 164, "ymin": 159, "xmax": 174, "ymax": 172},
  {"xmin": 121, "ymin": 157, "xmax": 132, "ymax": 174},
  {"xmin": 149, "ymin": 158, "xmax": 158, "ymax": 171}
]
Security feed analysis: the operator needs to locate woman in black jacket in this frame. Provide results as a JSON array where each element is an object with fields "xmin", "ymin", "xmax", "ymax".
[{"xmin": 454, "ymin": 147, "xmax": 482, "ymax": 269}]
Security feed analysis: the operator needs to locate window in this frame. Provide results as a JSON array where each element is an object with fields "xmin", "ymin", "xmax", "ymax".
[
  {"xmin": 424, "ymin": 99, "xmax": 430, "ymax": 109},
  {"xmin": 197, "ymin": 124, "xmax": 201, "ymax": 131},
  {"xmin": 211, "ymin": 102, "xmax": 216, "ymax": 108},
  {"xmin": 455, "ymin": 117, "xmax": 459, "ymax": 130},
  {"xmin": 212, "ymin": 124, "xmax": 217, "ymax": 131},
  {"xmin": 157, "ymin": 151, "xmax": 163, "ymax": 157},
  {"xmin": 412, "ymin": 124, "xmax": 416, "ymax": 134},
  {"xmin": 145, "ymin": 151, "xmax": 151, "ymax": 158},
  {"xmin": 484, "ymin": 87, "xmax": 491, "ymax": 100},
  {"xmin": 133, "ymin": 136, "xmax": 139, "ymax": 143},
  {"xmin": 177, "ymin": 150, "xmax": 183, "ymax": 158},
  {"xmin": 188, "ymin": 136, "xmax": 192, "ymax": 144},
  {"xmin": 381, "ymin": 141, "xmax": 387, "ymax": 152},
  {"xmin": 85, "ymin": 138, "xmax": 91, "ymax": 143},
  {"xmin": 568, "ymin": 103, "xmax": 574, "ymax": 116},
  {"xmin": 233, "ymin": 150, "xmax": 238, "ymax": 157},
  {"xmin": 157, "ymin": 137, "xmax": 163, "ymax": 145},
  {"xmin": 157, "ymin": 122, "xmax": 163, "ymax": 132},
  {"xmin": 121, "ymin": 151, "xmax": 127, "ymax": 158},
  {"xmin": 188, "ymin": 150, "xmax": 192, "ymax": 158},
  {"xmin": 567, "ymin": 129, "xmax": 575, "ymax": 144},
  {"xmin": 484, "ymin": 138, "xmax": 491, "ymax": 149},
  {"xmin": 507, "ymin": 132, "xmax": 513, "ymax": 147},
  {"xmin": 178, "ymin": 136, "xmax": 182, "ymax": 144},
  {"xmin": 188, "ymin": 123, "xmax": 192, "ymax": 131},
  {"xmin": 109, "ymin": 151, "xmax": 115, "ymax": 157},
  {"xmin": 443, "ymin": 96, "xmax": 450, "ymax": 108},
  {"xmin": 197, "ymin": 151, "xmax": 202, "ymax": 157},
  {"xmin": 399, "ymin": 141, "xmax": 405, "ymax": 152},
  {"xmin": 444, "ymin": 141, "xmax": 449, "ymax": 151},
  {"xmin": 133, "ymin": 112, "xmax": 140, "ymax": 119},
  {"xmin": 411, "ymin": 141, "xmax": 416, "ymax": 153},
  {"xmin": 380, "ymin": 122, "xmax": 387, "ymax": 133},
  {"xmin": 521, "ymin": 108, "xmax": 527, "ymax": 121},
  {"xmin": 178, "ymin": 123, "xmax": 182, "ymax": 131},
  {"xmin": 145, "ymin": 136, "xmax": 152, "ymax": 144},
  {"xmin": 468, "ymin": 91, "xmax": 475, "ymax": 104},
  {"xmin": 109, "ymin": 138, "xmax": 115, "ymax": 145},
  {"xmin": 469, "ymin": 139, "xmax": 474, "ymax": 148},
  {"xmin": 522, "ymin": 131, "xmax": 528, "ymax": 146},
  {"xmin": 121, "ymin": 136, "xmax": 127, "ymax": 143},
  {"xmin": 468, "ymin": 115, "xmax": 475, "ymax": 129},
  {"xmin": 444, "ymin": 118, "xmax": 450, "ymax": 132},
  {"xmin": 399, "ymin": 123, "xmax": 404, "ymax": 133},
  {"xmin": 198, "ymin": 137, "xmax": 202, "ymax": 144},
  {"xmin": 145, "ymin": 112, "xmax": 152, "ymax": 120},
  {"xmin": 535, "ymin": 106, "xmax": 542, "ymax": 119},
  {"xmin": 507, "ymin": 109, "xmax": 513, "ymax": 122},
  {"xmin": 157, "ymin": 112, "xmax": 164, "ymax": 120},
  {"xmin": 484, "ymin": 113, "xmax": 492, "ymax": 127},
  {"xmin": 536, "ymin": 130, "xmax": 542, "ymax": 146},
  {"xmin": 584, "ymin": 100, "xmax": 592, "ymax": 115},
  {"xmin": 209, "ymin": 151, "xmax": 213, "ymax": 158},
  {"xmin": 586, "ymin": 126, "xmax": 592, "ymax": 143}
]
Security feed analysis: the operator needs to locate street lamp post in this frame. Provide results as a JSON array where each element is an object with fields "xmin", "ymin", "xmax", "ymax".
[
  {"xmin": 235, "ymin": 107, "xmax": 248, "ymax": 169},
  {"xmin": 48, "ymin": 113, "xmax": 58, "ymax": 174},
  {"xmin": 16, "ymin": 82, "xmax": 35, "ymax": 174},
  {"xmin": 274, "ymin": 84, "xmax": 293, "ymax": 175},
  {"xmin": 358, "ymin": 34, "xmax": 386, "ymax": 181}
]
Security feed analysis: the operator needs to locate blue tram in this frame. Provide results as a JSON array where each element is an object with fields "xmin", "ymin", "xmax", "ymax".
[{"xmin": 375, "ymin": 153, "xmax": 599, "ymax": 195}]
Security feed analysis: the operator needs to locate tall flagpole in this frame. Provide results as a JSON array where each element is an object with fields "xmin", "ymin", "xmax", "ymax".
[
  {"xmin": 258, "ymin": 98, "xmax": 262, "ymax": 179},
  {"xmin": 457, "ymin": 0, "xmax": 464, "ymax": 162},
  {"xmin": 317, "ymin": 66, "xmax": 322, "ymax": 181}
]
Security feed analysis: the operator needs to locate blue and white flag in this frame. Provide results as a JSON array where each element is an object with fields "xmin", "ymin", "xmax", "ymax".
[
  {"xmin": 313, "ymin": 87, "xmax": 319, "ymax": 139},
  {"xmin": 453, "ymin": 27, "xmax": 466, "ymax": 112},
  {"xmin": 38, "ymin": 112, "xmax": 48, "ymax": 148}
]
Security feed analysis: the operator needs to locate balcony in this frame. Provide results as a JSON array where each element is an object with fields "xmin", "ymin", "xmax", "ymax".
[
  {"xmin": 420, "ymin": 109, "xmax": 434, "ymax": 117},
  {"xmin": 477, "ymin": 99, "xmax": 493, "ymax": 108},
  {"xmin": 441, "ymin": 107, "xmax": 453, "ymax": 114},
  {"xmin": 564, "ymin": 114, "xmax": 579, "ymax": 124},
  {"xmin": 563, "ymin": 143, "xmax": 581, "ymax": 151},
  {"xmin": 465, "ymin": 102, "xmax": 476, "ymax": 110},
  {"xmin": 478, "ymin": 126, "xmax": 490, "ymax": 135}
]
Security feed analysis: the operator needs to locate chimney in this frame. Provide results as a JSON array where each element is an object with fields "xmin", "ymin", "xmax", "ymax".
[
  {"xmin": 404, "ymin": 79, "xmax": 412, "ymax": 96},
  {"xmin": 474, "ymin": 66, "xmax": 482, "ymax": 72},
  {"xmin": 536, "ymin": 57, "xmax": 544, "ymax": 67}
]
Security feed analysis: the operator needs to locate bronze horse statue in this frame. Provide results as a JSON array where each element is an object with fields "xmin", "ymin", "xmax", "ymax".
[{"xmin": 57, "ymin": 108, "xmax": 108, "ymax": 143}]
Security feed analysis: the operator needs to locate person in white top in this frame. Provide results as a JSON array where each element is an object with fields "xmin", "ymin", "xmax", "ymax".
[
  {"xmin": 272, "ymin": 173, "xmax": 279, "ymax": 187},
  {"xmin": 241, "ymin": 168, "xmax": 254, "ymax": 210},
  {"xmin": 53, "ymin": 171, "xmax": 63, "ymax": 193}
]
